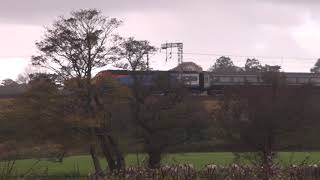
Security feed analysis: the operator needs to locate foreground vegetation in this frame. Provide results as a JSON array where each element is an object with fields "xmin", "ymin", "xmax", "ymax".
[
  {"xmin": 4, "ymin": 152, "xmax": 320, "ymax": 176},
  {"xmin": 89, "ymin": 164, "xmax": 320, "ymax": 180}
]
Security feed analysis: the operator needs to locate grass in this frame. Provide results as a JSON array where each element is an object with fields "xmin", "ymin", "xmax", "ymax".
[{"xmin": 5, "ymin": 152, "xmax": 320, "ymax": 176}]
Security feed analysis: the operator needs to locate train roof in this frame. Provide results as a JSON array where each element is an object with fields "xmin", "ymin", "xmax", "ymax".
[
  {"xmin": 97, "ymin": 70, "xmax": 200, "ymax": 74},
  {"xmin": 204, "ymin": 71, "xmax": 320, "ymax": 77},
  {"xmin": 97, "ymin": 70, "xmax": 320, "ymax": 77}
]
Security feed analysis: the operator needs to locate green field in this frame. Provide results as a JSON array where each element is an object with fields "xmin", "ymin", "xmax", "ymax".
[{"xmin": 5, "ymin": 152, "xmax": 320, "ymax": 176}]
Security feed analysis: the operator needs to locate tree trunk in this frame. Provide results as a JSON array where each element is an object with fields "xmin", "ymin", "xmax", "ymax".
[
  {"xmin": 148, "ymin": 150, "xmax": 161, "ymax": 169},
  {"xmin": 97, "ymin": 134, "xmax": 117, "ymax": 172},
  {"xmin": 262, "ymin": 150, "xmax": 273, "ymax": 180},
  {"xmin": 89, "ymin": 144, "xmax": 103, "ymax": 176},
  {"xmin": 262, "ymin": 135, "xmax": 274, "ymax": 180},
  {"xmin": 98, "ymin": 112, "xmax": 125, "ymax": 171},
  {"xmin": 107, "ymin": 135, "xmax": 125, "ymax": 171}
]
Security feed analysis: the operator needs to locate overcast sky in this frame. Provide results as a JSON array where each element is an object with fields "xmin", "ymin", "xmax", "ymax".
[{"xmin": 1, "ymin": 0, "xmax": 320, "ymax": 80}]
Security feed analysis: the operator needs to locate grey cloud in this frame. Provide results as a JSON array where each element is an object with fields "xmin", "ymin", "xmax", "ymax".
[
  {"xmin": 0, "ymin": 0, "xmax": 319, "ymax": 74},
  {"xmin": 0, "ymin": 0, "xmax": 186, "ymax": 24},
  {"xmin": 0, "ymin": 0, "xmax": 315, "ymax": 25},
  {"xmin": 259, "ymin": 0, "xmax": 320, "ymax": 4}
]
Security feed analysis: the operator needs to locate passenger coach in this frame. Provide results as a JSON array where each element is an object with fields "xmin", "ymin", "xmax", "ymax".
[{"xmin": 95, "ymin": 70, "xmax": 320, "ymax": 93}]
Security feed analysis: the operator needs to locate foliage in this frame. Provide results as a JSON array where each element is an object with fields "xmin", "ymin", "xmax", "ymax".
[
  {"xmin": 31, "ymin": 9, "xmax": 125, "ymax": 172},
  {"xmin": 0, "ymin": 73, "xmax": 71, "ymax": 160},
  {"xmin": 32, "ymin": 9, "xmax": 121, "ymax": 80},
  {"xmin": 113, "ymin": 38, "xmax": 210, "ymax": 168},
  {"xmin": 134, "ymin": 93, "xmax": 209, "ymax": 168},
  {"xmin": 311, "ymin": 58, "xmax": 320, "ymax": 73},
  {"xmin": 0, "ymin": 79, "xmax": 18, "ymax": 87},
  {"xmin": 0, "ymin": 160, "xmax": 16, "ymax": 180},
  {"xmin": 2, "ymin": 162, "xmax": 320, "ymax": 179},
  {"xmin": 115, "ymin": 49, "xmax": 210, "ymax": 168},
  {"xmin": 87, "ymin": 164, "xmax": 320, "ymax": 180},
  {"xmin": 0, "ymin": 79, "xmax": 27, "ymax": 97},
  {"xmin": 244, "ymin": 58, "xmax": 263, "ymax": 72},
  {"xmin": 212, "ymin": 72, "xmax": 319, "ymax": 179},
  {"xmin": 262, "ymin": 65, "xmax": 281, "ymax": 72},
  {"xmin": 209, "ymin": 56, "xmax": 241, "ymax": 73},
  {"xmin": 114, "ymin": 37, "xmax": 157, "ymax": 71},
  {"xmin": 112, "ymin": 37, "xmax": 209, "ymax": 168},
  {"xmin": 244, "ymin": 58, "xmax": 282, "ymax": 73}
]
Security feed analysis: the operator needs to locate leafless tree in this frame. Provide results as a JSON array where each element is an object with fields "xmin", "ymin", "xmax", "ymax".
[
  {"xmin": 213, "ymin": 71, "xmax": 317, "ymax": 179},
  {"xmin": 114, "ymin": 38, "xmax": 208, "ymax": 168},
  {"xmin": 31, "ymin": 9, "xmax": 124, "ymax": 172}
]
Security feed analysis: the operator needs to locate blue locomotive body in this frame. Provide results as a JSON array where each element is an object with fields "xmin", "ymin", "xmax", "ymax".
[{"xmin": 100, "ymin": 70, "xmax": 201, "ymax": 89}]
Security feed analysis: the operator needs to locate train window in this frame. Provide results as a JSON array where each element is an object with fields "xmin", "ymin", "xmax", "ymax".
[
  {"xmin": 205, "ymin": 76, "xmax": 209, "ymax": 83},
  {"xmin": 310, "ymin": 78, "xmax": 320, "ymax": 83},
  {"xmin": 297, "ymin": 77, "xmax": 309, "ymax": 83},
  {"xmin": 286, "ymin": 77, "xmax": 297, "ymax": 83},
  {"xmin": 219, "ymin": 77, "xmax": 231, "ymax": 82},
  {"xmin": 246, "ymin": 76, "xmax": 258, "ymax": 82},
  {"xmin": 211, "ymin": 76, "xmax": 220, "ymax": 82},
  {"xmin": 181, "ymin": 76, "xmax": 198, "ymax": 81},
  {"xmin": 233, "ymin": 77, "xmax": 244, "ymax": 82}
]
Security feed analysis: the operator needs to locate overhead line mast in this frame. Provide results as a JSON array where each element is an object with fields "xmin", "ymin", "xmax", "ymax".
[{"xmin": 161, "ymin": 42, "xmax": 183, "ymax": 65}]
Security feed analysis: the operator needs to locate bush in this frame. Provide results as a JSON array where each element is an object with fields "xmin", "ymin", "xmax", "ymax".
[{"xmin": 87, "ymin": 164, "xmax": 320, "ymax": 180}]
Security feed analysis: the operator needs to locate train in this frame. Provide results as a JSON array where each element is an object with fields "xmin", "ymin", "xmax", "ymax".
[{"xmin": 95, "ymin": 70, "xmax": 320, "ymax": 92}]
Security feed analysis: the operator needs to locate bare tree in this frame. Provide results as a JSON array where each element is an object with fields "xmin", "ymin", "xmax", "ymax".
[
  {"xmin": 137, "ymin": 85, "xmax": 210, "ymax": 168},
  {"xmin": 31, "ymin": 9, "xmax": 124, "ymax": 172},
  {"xmin": 114, "ymin": 37, "xmax": 157, "ymax": 71},
  {"xmin": 16, "ymin": 64, "xmax": 47, "ymax": 84},
  {"xmin": 114, "ymin": 38, "xmax": 207, "ymax": 168},
  {"xmin": 213, "ymin": 71, "xmax": 316, "ymax": 179}
]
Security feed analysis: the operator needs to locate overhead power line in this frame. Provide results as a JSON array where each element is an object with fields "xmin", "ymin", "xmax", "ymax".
[
  {"xmin": 0, "ymin": 55, "xmax": 32, "ymax": 59},
  {"xmin": 158, "ymin": 51, "xmax": 318, "ymax": 62},
  {"xmin": 0, "ymin": 51, "xmax": 318, "ymax": 62}
]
